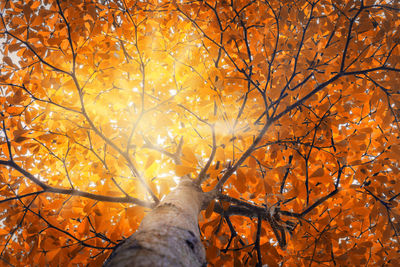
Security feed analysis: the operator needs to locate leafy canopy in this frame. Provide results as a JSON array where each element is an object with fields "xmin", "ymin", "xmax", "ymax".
[{"xmin": 0, "ymin": 0, "xmax": 400, "ymax": 266}]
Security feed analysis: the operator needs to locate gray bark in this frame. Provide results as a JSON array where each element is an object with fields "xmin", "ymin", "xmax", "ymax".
[{"xmin": 103, "ymin": 179, "xmax": 209, "ymax": 267}]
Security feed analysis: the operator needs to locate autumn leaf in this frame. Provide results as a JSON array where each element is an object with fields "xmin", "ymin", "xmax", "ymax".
[
  {"xmin": 310, "ymin": 167, "xmax": 324, "ymax": 178},
  {"xmin": 0, "ymin": 0, "xmax": 399, "ymax": 266},
  {"xmin": 0, "ymin": 229, "xmax": 9, "ymax": 236},
  {"xmin": 181, "ymin": 146, "xmax": 198, "ymax": 165},
  {"xmin": 175, "ymin": 165, "xmax": 197, "ymax": 177},
  {"xmin": 205, "ymin": 200, "xmax": 215, "ymax": 219}
]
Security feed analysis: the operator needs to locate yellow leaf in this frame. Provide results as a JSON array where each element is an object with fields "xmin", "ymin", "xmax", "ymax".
[
  {"xmin": 216, "ymin": 147, "xmax": 225, "ymax": 162},
  {"xmin": 145, "ymin": 155, "xmax": 155, "ymax": 170},
  {"xmin": 182, "ymin": 146, "xmax": 197, "ymax": 165},
  {"xmin": 175, "ymin": 165, "xmax": 196, "ymax": 177}
]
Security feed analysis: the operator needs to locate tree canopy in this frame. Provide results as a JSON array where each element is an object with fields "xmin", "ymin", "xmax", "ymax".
[{"xmin": 0, "ymin": 0, "xmax": 400, "ymax": 266}]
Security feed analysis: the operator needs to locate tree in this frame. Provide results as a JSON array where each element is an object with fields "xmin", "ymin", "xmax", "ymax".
[{"xmin": 0, "ymin": 0, "xmax": 399, "ymax": 265}]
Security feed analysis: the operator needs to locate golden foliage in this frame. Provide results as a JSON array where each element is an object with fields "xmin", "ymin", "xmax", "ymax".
[{"xmin": 0, "ymin": 0, "xmax": 400, "ymax": 266}]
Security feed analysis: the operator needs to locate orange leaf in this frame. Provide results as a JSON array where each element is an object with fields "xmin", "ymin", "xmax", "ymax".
[
  {"xmin": 263, "ymin": 178, "xmax": 273, "ymax": 194},
  {"xmin": 310, "ymin": 167, "xmax": 324, "ymax": 178},
  {"xmin": 205, "ymin": 200, "xmax": 215, "ymax": 219},
  {"xmin": 46, "ymin": 248, "xmax": 60, "ymax": 262},
  {"xmin": 236, "ymin": 169, "xmax": 246, "ymax": 184},
  {"xmin": 0, "ymin": 229, "xmax": 9, "ymax": 235},
  {"xmin": 6, "ymin": 106, "xmax": 24, "ymax": 115},
  {"xmin": 77, "ymin": 219, "xmax": 89, "ymax": 235}
]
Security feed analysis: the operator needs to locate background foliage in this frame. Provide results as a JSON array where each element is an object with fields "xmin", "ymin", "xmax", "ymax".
[{"xmin": 0, "ymin": 0, "xmax": 400, "ymax": 266}]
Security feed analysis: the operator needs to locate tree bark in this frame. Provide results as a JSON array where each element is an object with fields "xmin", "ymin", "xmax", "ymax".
[{"xmin": 103, "ymin": 179, "xmax": 208, "ymax": 267}]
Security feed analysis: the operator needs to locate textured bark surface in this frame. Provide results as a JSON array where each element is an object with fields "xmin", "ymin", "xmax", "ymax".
[{"xmin": 103, "ymin": 180, "xmax": 208, "ymax": 267}]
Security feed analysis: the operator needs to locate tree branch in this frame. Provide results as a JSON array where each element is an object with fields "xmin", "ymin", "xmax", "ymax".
[{"xmin": 0, "ymin": 160, "xmax": 154, "ymax": 208}]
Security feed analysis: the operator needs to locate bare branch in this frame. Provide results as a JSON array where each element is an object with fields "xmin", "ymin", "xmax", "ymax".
[{"xmin": 194, "ymin": 125, "xmax": 217, "ymax": 185}]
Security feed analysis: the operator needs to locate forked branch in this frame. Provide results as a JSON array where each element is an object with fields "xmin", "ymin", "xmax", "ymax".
[{"xmin": 0, "ymin": 160, "xmax": 154, "ymax": 208}]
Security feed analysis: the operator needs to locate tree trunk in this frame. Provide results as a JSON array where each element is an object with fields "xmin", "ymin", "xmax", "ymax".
[{"xmin": 103, "ymin": 179, "xmax": 208, "ymax": 267}]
